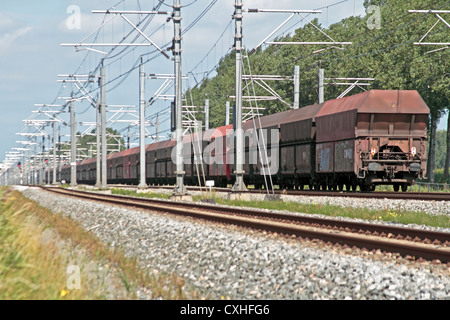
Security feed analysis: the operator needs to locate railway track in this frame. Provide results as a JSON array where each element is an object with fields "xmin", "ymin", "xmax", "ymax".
[
  {"xmin": 109, "ymin": 184, "xmax": 450, "ymax": 202},
  {"xmin": 282, "ymin": 190, "xmax": 450, "ymax": 202},
  {"xmin": 40, "ymin": 186, "xmax": 450, "ymax": 263}
]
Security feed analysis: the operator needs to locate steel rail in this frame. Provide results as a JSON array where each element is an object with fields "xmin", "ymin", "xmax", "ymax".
[
  {"xmin": 40, "ymin": 186, "xmax": 450, "ymax": 263},
  {"xmin": 41, "ymin": 186, "xmax": 450, "ymax": 243}
]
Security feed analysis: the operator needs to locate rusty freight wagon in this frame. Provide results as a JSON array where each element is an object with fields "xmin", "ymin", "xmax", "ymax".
[
  {"xmin": 277, "ymin": 103, "xmax": 324, "ymax": 190},
  {"xmin": 314, "ymin": 90, "xmax": 429, "ymax": 192}
]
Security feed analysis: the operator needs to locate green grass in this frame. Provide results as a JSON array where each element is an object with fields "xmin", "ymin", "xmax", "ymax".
[
  {"xmin": 111, "ymin": 188, "xmax": 450, "ymax": 229},
  {"xmin": 0, "ymin": 187, "xmax": 202, "ymax": 300},
  {"xmin": 0, "ymin": 188, "xmax": 89, "ymax": 299},
  {"xmin": 430, "ymin": 168, "xmax": 450, "ymax": 184},
  {"xmin": 375, "ymin": 184, "xmax": 450, "ymax": 192},
  {"xmin": 111, "ymin": 188, "xmax": 172, "ymax": 199},
  {"xmin": 211, "ymin": 197, "xmax": 450, "ymax": 229}
]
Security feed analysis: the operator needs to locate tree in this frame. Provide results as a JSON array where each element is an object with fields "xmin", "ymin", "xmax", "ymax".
[
  {"xmin": 61, "ymin": 128, "xmax": 126, "ymax": 159},
  {"xmin": 435, "ymin": 129, "xmax": 448, "ymax": 169}
]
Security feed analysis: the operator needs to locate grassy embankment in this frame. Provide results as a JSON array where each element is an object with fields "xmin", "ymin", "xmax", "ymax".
[{"xmin": 0, "ymin": 187, "xmax": 200, "ymax": 300}]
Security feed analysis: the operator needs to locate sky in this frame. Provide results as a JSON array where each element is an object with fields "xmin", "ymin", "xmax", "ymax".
[{"xmin": 0, "ymin": 0, "xmax": 447, "ymax": 167}]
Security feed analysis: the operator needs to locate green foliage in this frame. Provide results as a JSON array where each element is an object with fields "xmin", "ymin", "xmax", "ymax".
[
  {"xmin": 435, "ymin": 130, "xmax": 449, "ymax": 169},
  {"xmin": 61, "ymin": 128, "xmax": 126, "ymax": 158}
]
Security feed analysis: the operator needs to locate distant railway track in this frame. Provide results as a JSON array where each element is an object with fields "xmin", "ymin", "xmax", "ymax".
[
  {"xmin": 108, "ymin": 184, "xmax": 450, "ymax": 202},
  {"xmin": 279, "ymin": 190, "xmax": 450, "ymax": 202},
  {"xmin": 40, "ymin": 186, "xmax": 450, "ymax": 263}
]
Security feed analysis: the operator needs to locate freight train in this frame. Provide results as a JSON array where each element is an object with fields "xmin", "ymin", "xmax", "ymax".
[{"xmin": 55, "ymin": 90, "xmax": 429, "ymax": 192}]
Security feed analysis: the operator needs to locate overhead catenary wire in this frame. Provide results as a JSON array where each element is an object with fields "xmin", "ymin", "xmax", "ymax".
[
  {"xmin": 70, "ymin": 0, "xmax": 221, "ymax": 102},
  {"xmin": 18, "ymin": 0, "xmax": 167, "ymax": 164},
  {"xmin": 50, "ymin": 0, "xmax": 225, "ymax": 134},
  {"xmin": 294, "ymin": 0, "xmax": 450, "ymax": 64}
]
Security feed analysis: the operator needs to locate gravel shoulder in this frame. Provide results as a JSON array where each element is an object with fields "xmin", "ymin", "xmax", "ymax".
[{"xmin": 16, "ymin": 186, "xmax": 450, "ymax": 300}]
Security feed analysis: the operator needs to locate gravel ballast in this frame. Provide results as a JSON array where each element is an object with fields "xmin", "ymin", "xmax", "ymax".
[{"xmin": 17, "ymin": 186, "xmax": 450, "ymax": 300}]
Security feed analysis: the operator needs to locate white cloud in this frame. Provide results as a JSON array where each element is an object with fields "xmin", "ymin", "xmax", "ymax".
[
  {"xmin": 0, "ymin": 12, "xmax": 16, "ymax": 31},
  {"xmin": 57, "ymin": 10, "xmax": 169, "ymax": 43},
  {"xmin": 0, "ymin": 26, "xmax": 34, "ymax": 56}
]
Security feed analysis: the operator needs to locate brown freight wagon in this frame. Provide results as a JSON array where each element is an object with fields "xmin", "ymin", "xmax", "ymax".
[
  {"xmin": 314, "ymin": 90, "xmax": 429, "ymax": 192},
  {"xmin": 242, "ymin": 111, "xmax": 287, "ymax": 188},
  {"xmin": 278, "ymin": 103, "xmax": 324, "ymax": 190}
]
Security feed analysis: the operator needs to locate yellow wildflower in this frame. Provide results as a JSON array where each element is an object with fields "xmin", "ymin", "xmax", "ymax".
[{"xmin": 60, "ymin": 289, "xmax": 70, "ymax": 297}]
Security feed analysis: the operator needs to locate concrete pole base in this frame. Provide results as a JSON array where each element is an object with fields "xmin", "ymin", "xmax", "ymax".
[{"xmin": 169, "ymin": 194, "xmax": 193, "ymax": 202}]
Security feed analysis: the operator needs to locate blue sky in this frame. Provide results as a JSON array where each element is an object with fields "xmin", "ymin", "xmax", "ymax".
[{"xmin": 0, "ymin": 0, "xmax": 447, "ymax": 167}]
